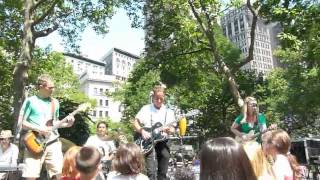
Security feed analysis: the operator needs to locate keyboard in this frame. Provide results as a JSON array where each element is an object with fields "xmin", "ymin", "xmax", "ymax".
[{"xmin": 0, "ymin": 164, "xmax": 24, "ymax": 172}]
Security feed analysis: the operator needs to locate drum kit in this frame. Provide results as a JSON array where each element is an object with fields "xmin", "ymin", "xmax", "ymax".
[{"xmin": 167, "ymin": 142, "xmax": 200, "ymax": 180}]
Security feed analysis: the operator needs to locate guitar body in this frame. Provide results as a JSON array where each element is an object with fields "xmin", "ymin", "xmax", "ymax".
[
  {"xmin": 235, "ymin": 130, "xmax": 256, "ymax": 144},
  {"xmin": 23, "ymin": 131, "xmax": 46, "ymax": 155},
  {"xmin": 235, "ymin": 124, "xmax": 278, "ymax": 144},
  {"xmin": 134, "ymin": 122, "xmax": 168, "ymax": 154}
]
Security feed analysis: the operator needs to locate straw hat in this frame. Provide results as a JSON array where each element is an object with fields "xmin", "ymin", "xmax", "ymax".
[{"xmin": 0, "ymin": 130, "xmax": 13, "ymax": 139}]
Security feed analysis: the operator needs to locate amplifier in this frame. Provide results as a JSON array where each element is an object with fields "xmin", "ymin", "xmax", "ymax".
[{"xmin": 290, "ymin": 138, "xmax": 320, "ymax": 165}]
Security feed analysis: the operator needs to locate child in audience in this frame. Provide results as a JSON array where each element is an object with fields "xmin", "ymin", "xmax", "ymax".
[
  {"xmin": 107, "ymin": 143, "xmax": 148, "ymax": 180},
  {"xmin": 61, "ymin": 146, "xmax": 81, "ymax": 180},
  {"xmin": 76, "ymin": 146, "xmax": 102, "ymax": 180}
]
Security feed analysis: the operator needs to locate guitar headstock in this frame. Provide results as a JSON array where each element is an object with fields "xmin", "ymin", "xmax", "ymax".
[
  {"xmin": 268, "ymin": 123, "xmax": 278, "ymax": 131},
  {"xmin": 76, "ymin": 103, "xmax": 92, "ymax": 112}
]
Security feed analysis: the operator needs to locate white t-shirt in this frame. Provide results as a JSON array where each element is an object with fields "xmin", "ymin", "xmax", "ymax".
[
  {"xmin": 85, "ymin": 135, "xmax": 116, "ymax": 160},
  {"xmin": 0, "ymin": 143, "xmax": 19, "ymax": 166},
  {"xmin": 107, "ymin": 171, "xmax": 149, "ymax": 180},
  {"xmin": 273, "ymin": 154, "xmax": 293, "ymax": 180},
  {"xmin": 135, "ymin": 104, "xmax": 176, "ymax": 128}
]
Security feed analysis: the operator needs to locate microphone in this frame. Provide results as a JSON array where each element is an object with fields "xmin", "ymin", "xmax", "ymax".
[{"xmin": 179, "ymin": 117, "xmax": 187, "ymax": 136}]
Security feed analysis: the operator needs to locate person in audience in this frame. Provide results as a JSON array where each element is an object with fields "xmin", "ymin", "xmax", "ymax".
[
  {"xmin": 61, "ymin": 146, "xmax": 81, "ymax": 180},
  {"xmin": 85, "ymin": 121, "xmax": 116, "ymax": 161},
  {"xmin": 76, "ymin": 146, "xmax": 102, "ymax": 180},
  {"xmin": 266, "ymin": 129, "xmax": 301, "ymax": 180},
  {"xmin": 200, "ymin": 137, "xmax": 257, "ymax": 180},
  {"xmin": 0, "ymin": 130, "xmax": 19, "ymax": 180},
  {"xmin": 107, "ymin": 143, "xmax": 148, "ymax": 180},
  {"xmin": 243, "ymin": 141, "xmax": 276, "ymax": 180}
]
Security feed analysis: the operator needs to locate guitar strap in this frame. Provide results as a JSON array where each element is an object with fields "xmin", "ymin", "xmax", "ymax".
[
  {"xmin": 45, "ymin": 98, "xmax": 55, "ymax": 127},
  {"xmin": 51, "ymin": 97, "xmax": 55, "ymax": 121},
  {"xmin": 164, "ymin": 108, "xmax": 167, "ymax": 125}
]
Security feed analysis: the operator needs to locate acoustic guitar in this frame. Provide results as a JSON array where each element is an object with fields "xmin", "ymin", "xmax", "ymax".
[
  {"xmin": 23, "ymin": 103, "xmax": 91, "ymax": 155},
  {"xmin": 235, "ymin": 124, "xmax": 277, "ymax": 144}
]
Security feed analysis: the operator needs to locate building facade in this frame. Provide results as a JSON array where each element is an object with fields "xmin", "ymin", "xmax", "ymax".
[
  {"xmin": 64, "ymin": 48, "xmax": 139, "ymax": 122},
  {"xmin": 101, "ymin": 48, "xmax": 140, "ymax": 81},
  {"xmin": 220, "ymin": 5, "xmax": 278, "ymax": 75}
]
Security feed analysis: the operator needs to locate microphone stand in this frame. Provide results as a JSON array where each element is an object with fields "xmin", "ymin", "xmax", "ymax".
[{"xmin": 149, "ymin": 91, "xmax": 157, "ymax": 179}]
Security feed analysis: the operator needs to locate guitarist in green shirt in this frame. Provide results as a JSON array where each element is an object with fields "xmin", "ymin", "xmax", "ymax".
[
  {"xmin": 231, "ymin": 96, "xmax": 268, "ymax": 144},
  {"xmin": 17, "ymin": 74, "xmax": 75, "ymax": 180}
]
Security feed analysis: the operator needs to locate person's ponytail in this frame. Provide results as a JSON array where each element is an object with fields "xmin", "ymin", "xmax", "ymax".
[{"xmin": 286, "ymin": 153, "xmax": 301, "ymax": 180}]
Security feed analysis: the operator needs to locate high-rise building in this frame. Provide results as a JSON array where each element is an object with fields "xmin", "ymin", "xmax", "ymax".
[
  {"xmin": 64, "ymin": 48, "xmax": 139, "ymax": 121},
  {"xmin": 220, "ymin": 5, "xmax": 279, "ymax": 75},
  {"xmin": 101, "ymin": 48, "xmax": 140, "ymax": 81}
]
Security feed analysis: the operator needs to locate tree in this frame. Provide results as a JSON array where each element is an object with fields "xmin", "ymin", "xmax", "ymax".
[
  {"xmin": 110, "ymin": 0, "xmax": 265, "ymax": 138},
  {"xmin": 125, "ymin": 0, "xmax": 261, "ymax": 107},
  {"xmin": 0, "ymin": 47, "xmax": 15, "ymax": 129},
  {"xmin": 254, "ymin": 0, "xmax": 320, "ymax": 137},
  {"xmin": 6, "ymin": 0, "xmax": 126, "ymax": 133}
]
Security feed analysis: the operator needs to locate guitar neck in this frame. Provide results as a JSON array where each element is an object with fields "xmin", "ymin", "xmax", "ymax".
[{"xmin": 52, "ymin": 109, "xmax": 80, "ymax": 131}]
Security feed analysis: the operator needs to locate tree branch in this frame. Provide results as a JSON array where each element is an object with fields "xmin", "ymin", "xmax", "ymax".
[
  {"xmin": 32, "ymin": 0, "xmax": 59, "ymax": 26},
  {"xmin": 32, "ymin": 0, "xmax": 47, "ymax": 12},
  {"xmin": 189, "ymin": 0, "xmax": 244, "ymax": 107},
  {"xmin": 172, "ymin": 48, "xmax": 211, "ymax": 58},
  {"xmin": 33, "ymin": 24, "xmax": 59, "ymax": 39},
  {"xmin": 231, "ymin": 0, "xmax": 261, "ymax": 73},
  {"xmin": 188, "ymin": 0, "xmax": 208, "ymax": 38}
]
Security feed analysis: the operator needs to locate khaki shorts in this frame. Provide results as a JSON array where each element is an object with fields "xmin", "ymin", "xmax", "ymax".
[{"xmin": 22, "ymin": 140, "xmax": 63, "ymax": 178}]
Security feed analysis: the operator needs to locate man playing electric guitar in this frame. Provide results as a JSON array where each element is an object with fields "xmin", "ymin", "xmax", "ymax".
[
  {"xmin": 231, "ymin": 96, "xmax": 268, "ymax": 144},
  {"xmin": 133, "ymin": 85, "xmax": 176, "ymax": 180},
  {"xmin": 17, "ymin": 74, "xmax": 75, "ymax": 180}
]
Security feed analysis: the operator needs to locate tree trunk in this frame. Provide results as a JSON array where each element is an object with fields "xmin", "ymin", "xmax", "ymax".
[{"xmin": 12, "ymin": 0, "xmax": 35, "ymax": 136}]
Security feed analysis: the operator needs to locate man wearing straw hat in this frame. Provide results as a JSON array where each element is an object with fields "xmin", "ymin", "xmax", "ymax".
[{"xmin": 0, "ymin": 130, "xmax": 19, "ymax": 179}]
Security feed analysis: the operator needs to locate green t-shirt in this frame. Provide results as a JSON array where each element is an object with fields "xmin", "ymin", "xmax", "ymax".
[
  {"xmin": 234, "ymin": 113, "xmax": 267, "ymax": 135},
  {"xmin": 19, "ymin": 95, "xmax": 60, "ymax": 127}
]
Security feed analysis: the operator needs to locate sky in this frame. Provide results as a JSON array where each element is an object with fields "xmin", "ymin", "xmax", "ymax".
[{"xmin": 36, "ymin": 8, "xmax": 145, "ymax": 61}]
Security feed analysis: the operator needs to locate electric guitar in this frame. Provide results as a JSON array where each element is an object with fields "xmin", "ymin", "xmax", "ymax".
[
  {"xmin": 23, "ymin": 103, "xmax": 91, "ymax": 156},
  {"xmin": 235, "ymin": 124, "xmax": 277, "ymax": 144},
  {"xmin": 134, "ymin": 120, "xmax": 178, "ymax": 154},
  {"xmin": 135, "ymin": 110, "xmax": 200, "ymax": 154}
]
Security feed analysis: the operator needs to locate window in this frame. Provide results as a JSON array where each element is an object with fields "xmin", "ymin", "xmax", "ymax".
[
  {"xmin": 94, "ymin": 88, "xmax": 98, "ymax": 95},
  {"xmin": 105, "ymin": 111, "xmax": 108, "ymax": 117},
  {"xmin": 223, "ymin": 27, "xmax": 227, "ymax": 36},
  {"xmin": 228, "ymin": 23, "xmax": 232, "ymax": 37},
  {"xmin": 122, "ymin": 61, "xmax": 125, "ymax": 70},
  {"xmin": 99, "ymin": 99, "xmax": 103, "ymax": 106},
  {"xmin": 116, "ymin": 58, "xmax": 120, "ymax": 68},
  {"xmin": 100, "ymin": 88, "xmax": 103, "ymax": 95},
  {"xmin": 234, "ymin": 19, "xmax": 239, "ymax": 34},
  {"xmin": 93, "ymin": 111, "xmax": 96, "ymax": 117},
  {"xmin": 99, "ymin": 111, "xmax": 103, "ymax": 117},
  {"xmin": 105, "ymin": 100, "xmax": 109, "ymax": 106}
]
